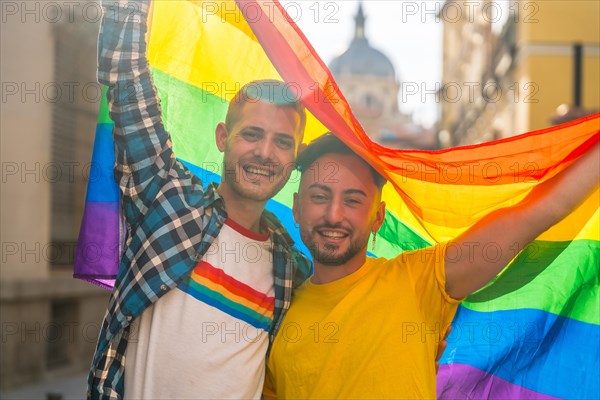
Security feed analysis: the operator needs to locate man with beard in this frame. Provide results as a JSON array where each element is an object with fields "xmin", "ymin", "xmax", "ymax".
[
  {"xmin": 88, "ymin": 1, "xmax": 311, "ymax": 399},
  {"xmin": 263, "ymin": 134, "xmax": 599, "ymax": 399}
]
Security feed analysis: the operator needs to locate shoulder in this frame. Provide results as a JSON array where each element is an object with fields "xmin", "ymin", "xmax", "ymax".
[
  {"xmin": 290, "ymin": 248, "xmax": 312, "ymax": 284},
  {"xmin": 261, "ymin": 210, "xmax": 290, "ymax": 240},
  {"xmin": 369, "ymin": 244, "xmax": 445, "ymax": 281},
  {"xmin": 391, "ymin": 244, "xmax": 445, "ymax": 266},
  {"xmin": 262, "ymin": 210, "xmax": 312, "ymax": 283}
]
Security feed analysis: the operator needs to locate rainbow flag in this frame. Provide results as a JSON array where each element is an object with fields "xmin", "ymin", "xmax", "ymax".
[{"xmin": 75, "ymin": 1, "xmax": 600, "ymax": 398}]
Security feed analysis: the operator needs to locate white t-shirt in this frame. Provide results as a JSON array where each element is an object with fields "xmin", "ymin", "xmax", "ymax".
[{"xmin": 125, "ymin": 219, "xmax": 274, "ymax": 399}]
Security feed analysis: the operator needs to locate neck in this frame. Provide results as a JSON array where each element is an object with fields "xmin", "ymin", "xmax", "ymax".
[
  {"xmin": 217, "ymin": 185, "xmax": 266, "ymax": 233},
  {"xmin": 311, "ymin": 251, "xmax": 367, "ymax": 284}
]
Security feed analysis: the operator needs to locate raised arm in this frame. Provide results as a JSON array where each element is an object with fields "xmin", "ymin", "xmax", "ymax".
[
  {"xmin": 445, "ymin": 141, "xmax": 600, "ymax": 299},
  {"xmin": 98, "ymin": 0, "xmax": 175, "ymax": 221}
]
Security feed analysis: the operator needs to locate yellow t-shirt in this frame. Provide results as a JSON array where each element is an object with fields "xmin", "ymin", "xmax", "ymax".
[{"xmin": 264, "ymin": 243, "xmax": 460, "ymax": 399}]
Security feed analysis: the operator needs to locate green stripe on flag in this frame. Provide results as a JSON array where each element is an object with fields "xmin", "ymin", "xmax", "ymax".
[
  {"xmin": 464, "ymin": 239, "xmax": 600, "ymax": 325},
  {"xmin": 97, "ymin": 85, "xmax": 112, "ymax": 124},
  {"xmin": 151, "ymin": 67, "xmax": 228, "ymax": 167}
]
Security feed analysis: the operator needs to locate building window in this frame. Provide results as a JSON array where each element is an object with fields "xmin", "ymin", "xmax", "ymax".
[
  {"xmin": 362, "ymin": 94, "xmax": 382, "ymax": 111},
  {"xmin": 46, "ymin": 300, "xmax": 78, "ymax": 369},
  {"xmin": 50, "ymin": 17, "xmax": 99, "ymax": 267}
]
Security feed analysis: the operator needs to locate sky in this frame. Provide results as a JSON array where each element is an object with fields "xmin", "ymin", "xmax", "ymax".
[{"xmin": 279, "ymin": 0, "xmax": 446, "ymax": 127}]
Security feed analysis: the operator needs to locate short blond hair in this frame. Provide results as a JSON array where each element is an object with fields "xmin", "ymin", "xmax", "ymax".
[{"xmin": 225, "ymin": 80, "xmax": 307, "ymax": 137}]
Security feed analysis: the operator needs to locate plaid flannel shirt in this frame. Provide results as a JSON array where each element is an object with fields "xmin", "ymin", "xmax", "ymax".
[{"xmin": 88, "ymin": 1, "xmax": 311, "ymax": 398}]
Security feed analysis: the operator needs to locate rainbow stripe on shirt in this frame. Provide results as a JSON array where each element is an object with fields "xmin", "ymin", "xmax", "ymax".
[{"xmin": 178, "ymin": 261, "xmax": 275, "ymax": 332}]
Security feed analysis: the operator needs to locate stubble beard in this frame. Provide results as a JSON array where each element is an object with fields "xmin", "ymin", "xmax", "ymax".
[
  {"xmin": 302, "ymin": 230, "xmax": 369, "ymax": 267},
  {"xmin": 222, "ymin": 160, "xmax": 288, "ymax": 202}
]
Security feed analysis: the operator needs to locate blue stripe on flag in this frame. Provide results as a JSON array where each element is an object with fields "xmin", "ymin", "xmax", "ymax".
[
  {"xmin": 87, "ymin": 123, "xmax": 119, "ymax": 202},
  {"xmin": 441, "ymin": 306, "xmax": 600, "ymax": 398}
]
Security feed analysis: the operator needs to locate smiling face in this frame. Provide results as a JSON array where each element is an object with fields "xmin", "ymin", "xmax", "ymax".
[
  {"xmin": 293, "ymin": 153, "xmax": 386, "ymax": 277},
  {"xmin": 216, "ymin": 99, "xmax": 303, "ymax": 203}
]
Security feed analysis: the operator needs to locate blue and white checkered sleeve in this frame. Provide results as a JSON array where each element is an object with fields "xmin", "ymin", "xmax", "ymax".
[{"xmin": 97, "ymin": 0, "xmax": 174, "ymax": 220}]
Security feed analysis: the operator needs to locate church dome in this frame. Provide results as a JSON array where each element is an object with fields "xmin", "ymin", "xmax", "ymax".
[{"xmin": 329, "ymin": 4, "xmax": 396, "ymax": 78}]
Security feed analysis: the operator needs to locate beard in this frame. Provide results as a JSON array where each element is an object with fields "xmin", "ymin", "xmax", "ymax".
[
  {"xmin": 222, "ymin": 159, "xmax": 288, "ymax": 202},
  {"xmin": 301, "ymin": 225, "xmax": 370, "ymax": 266}
]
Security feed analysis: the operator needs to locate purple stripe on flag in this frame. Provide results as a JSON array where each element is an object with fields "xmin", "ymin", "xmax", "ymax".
[
  {"xmin": 74, "ymin": 201, "xmax": 120, "ymax": 290},
  {"xmin": 437, "ymin": 363, "xmax": 559, "ymax": 400}
]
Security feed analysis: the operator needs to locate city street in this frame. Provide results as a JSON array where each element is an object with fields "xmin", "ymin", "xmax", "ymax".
[{"xmin": 0, "ymin": 373, "xmax": 87, "ymax": 400}]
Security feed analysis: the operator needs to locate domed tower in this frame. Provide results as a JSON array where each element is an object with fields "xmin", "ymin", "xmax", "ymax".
[
  {"xmin": 329, "ymin": 3, "xmax": 401, "ymax": 139},
  {"xmin": 329, "ymin": 3, "xmax": 437, "ymax": 149},
  {"xmin": 329, "ymin": 4, "xmax": 396, "ymax": 79}
]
